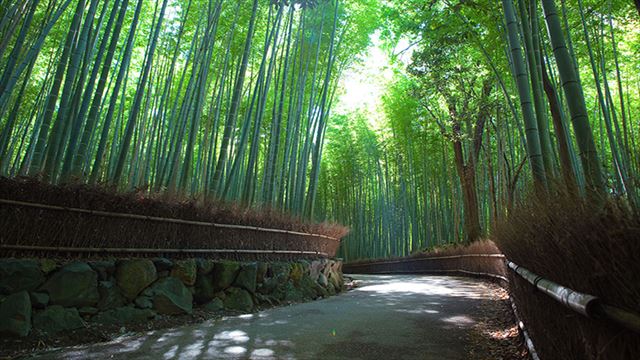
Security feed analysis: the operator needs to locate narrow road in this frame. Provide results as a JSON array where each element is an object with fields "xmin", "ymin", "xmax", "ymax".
[{"xmin": 36, "ymin": 275, "xmax": 502, "ymax": 359}]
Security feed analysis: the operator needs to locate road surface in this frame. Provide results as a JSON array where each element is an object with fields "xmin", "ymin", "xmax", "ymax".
[{"xmin": 35, "ymin": 275, "xmax": 500, "ymax": 359}]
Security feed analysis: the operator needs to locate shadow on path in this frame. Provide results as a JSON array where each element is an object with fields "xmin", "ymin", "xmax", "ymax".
[{"xmin": 34, "ymin": 275, "xmax": 500, "ymax": 360}]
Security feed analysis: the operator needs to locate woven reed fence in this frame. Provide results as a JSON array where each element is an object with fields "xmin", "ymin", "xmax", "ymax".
[{"xmin": 0, "ymin": 199, "xmax": 340, "ymax": 259}]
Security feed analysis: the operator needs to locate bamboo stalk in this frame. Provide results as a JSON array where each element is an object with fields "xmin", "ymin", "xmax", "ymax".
[
  {"xmin": 501, "ymin": 0, "xmax": 547, "ymax": 190},
  {"xmin": 540, "ymin": 0, "xmax": 604, "ymax": 195},
  {"xmin": 0, "ymin": 198, "xmax": 339, "ymax": 241}
]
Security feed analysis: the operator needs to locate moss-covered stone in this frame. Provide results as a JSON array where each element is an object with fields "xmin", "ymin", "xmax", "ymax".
[
  {"xmin": 315, "ymin": 283, "xmax": 329, "ymax": 298},
  {"xmin": 283, "ymin": 281, "xmax": 305, "ymax": 303},
  {"xmin": 256, "ymin": 262, "xmax": 268, "ymax": 284},
  {"xmin": 289, "ymin": 263, "xmax": 304, "ymax": 285},
  {"xmin": 212, "ymin": 262, "xmax": 240, "ymax": 291},
  {"xmin": 233, "ymin": 263, "xmax": 257, "ymax": 293},
  {"xmin": 318, "ymin": 273, "xmax": 329, "ymax": 287},
  {"xmin": 40, "ymin": 259, "xmax": 58, "ymax": 275},
  {"xmin": 299, "ymin": 275, "xmax": 321, "ymax": 300},
  {"xmin": 152, "ymin": 258, "xmax": 173, "ymax": 272},
  {"xmin": 194, "ymin": 273, "xmax": 216, "ymax": 304},
  {"xmin": 40, "ymin": 262, "xmax": 99, "ymax": 307},
  {"xmin": 309, "ymin": 260, "xmax": 326, "ymax": 282},
  {"xmin": 257, "ymin": 277, "xmax": 279, "ymax": 295},
  {"xmin": 254, "ymin": 293, "xmax": 278, "ymax": 306},
  {"xmin": 321, "ymin": 260, "xmax": 343, "ymax": 292},
  {"xmin": 134, "ymin": 295, "xmax": 153, "ymax": 309},
  {"xmin": 223, "ymin": 287, "xmax": 253, "ymax": 312},
  {"xmin": 150, "ymin": 277, "xmax": 193, "ymax": 315},
  {"xmin": 328, "ymin": 269, "xmax": 343, "ymax": 291},
  {"xmin": 88, "ymin": 261, "xmax": 115, "ymax": 281},
  {"xmin": 203, "ymin": 298, "xmax": 224, "ymax": 312},
  {"xmin": 271, "ymin": 263, "xmax": 290, "ymax": 281},
  {"xmin": 0, "ymin": 291, "xmax": 31, "ymax": 337},
  {"xmin": 171, "ymin": 259, "xmax": 197, "ymax": 286},
  {"xmin": 97, "ymin": 281, "xmax": 126, "ymax": 310},
  {"xmin": 196, "ymin": 258, "xmax": 216, "ymax": 275},
  {"xmin": 327, "ymin": 282, "xmax": 336, "ymax": 296},
  {"xmin": 0, "ymin": 259, "xmax": 44, "ymax": 294},
  {"xmin": 29, "ymin": 291, "xmax": 49, "ymax": 309},
  {"xmin": 33, "ymin": 306, "xmax": 83, "ymax": 335},
  {"xmin": 115, "ymin": 259, "xmax": 157, "ymax": 300}
]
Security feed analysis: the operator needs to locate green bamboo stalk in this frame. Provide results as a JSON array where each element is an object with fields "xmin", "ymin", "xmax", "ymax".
[
  {"xmin": 211, "ymin": 0, "xmax": 258, "ymax": 195},
  {"xmin": 111, "ymin": 0, "xmax": 168, "ymax": 184},
  {"xmin": 90, "ymin": 0, "xmax": 144, "ymax": 184},
  {"xmin": 29, "ymin": 0, "xmax": 86, "ymax": 176},
  {"xmin": 502, "ymin": 0, "xmax": 547, "ymax": 190},
  {"xmin": 541, "ymin": 0, "xmax": 604, "ymax": 195}
]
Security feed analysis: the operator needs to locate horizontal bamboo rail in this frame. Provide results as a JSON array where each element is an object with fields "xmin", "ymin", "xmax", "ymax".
[
  {"xmin": 0, "ymin": 198, "xmax": 339, "ymax": 241},
  {"xmin": 598, "ymin": 304, "xmax": 640, "ymax": 335},
  {"xmin": 507, "ymin": 261, "xmax": 640, "ymax": 334},
  {"xmin": 0, "ymin": 244, "xmax": 328, "ymax": 257},
  {"xmin": 507, "ymin": 261, "xmax": 598, "ymax": 316}
]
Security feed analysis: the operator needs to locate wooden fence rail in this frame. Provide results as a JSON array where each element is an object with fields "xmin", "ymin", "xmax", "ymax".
[{"xmin": 0, "ymin": 199, "xmax": 338, "ymax": 241}]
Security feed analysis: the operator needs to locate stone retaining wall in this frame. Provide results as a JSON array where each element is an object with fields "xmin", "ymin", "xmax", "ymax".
[{"xmin": 0, "ymin": 257, "xmax": 344, "ymax": 337}]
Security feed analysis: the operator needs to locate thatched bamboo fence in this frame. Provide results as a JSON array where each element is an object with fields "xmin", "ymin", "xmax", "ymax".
[{"xmin": 0, "ymin": 198, "xmax": 341, "ymax": 259}]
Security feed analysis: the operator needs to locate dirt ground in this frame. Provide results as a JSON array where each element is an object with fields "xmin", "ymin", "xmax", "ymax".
[{"xmin": 466, "ymin": 285, "xmax": 528, "ymax": 360}]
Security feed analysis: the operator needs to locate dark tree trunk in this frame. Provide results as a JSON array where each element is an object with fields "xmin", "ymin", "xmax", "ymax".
[
  {"xmin": 541, "ymin": 54, "xmax": 578, "ymax": 193},
  {"xmin": 446, "ymin": 80, "xmax": 491, "ymax": 243},
  {"xmin": 451, "ymin": 120, "xmax": 481, "ymax": 243}
]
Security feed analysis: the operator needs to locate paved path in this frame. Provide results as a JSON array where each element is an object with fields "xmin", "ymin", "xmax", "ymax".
[{"xmin": 36, "ymin": 275, "xmax": 498, "ymax": 359}]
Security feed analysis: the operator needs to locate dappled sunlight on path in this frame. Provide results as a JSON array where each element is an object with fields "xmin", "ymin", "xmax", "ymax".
[
  {"xmin": 355, "ymin": 275, "xmax": 495, "ymax": 299},
  {"xmin": 35, "ymin": 276, "xmax": 502, "ymax": 359}
]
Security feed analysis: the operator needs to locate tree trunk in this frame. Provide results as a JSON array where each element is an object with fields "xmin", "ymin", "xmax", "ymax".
[
  {"xmin": 451, "ymin": 118, "xmax": 481, "ymax": 243},
  {"xmin": 540, "ymin": 52, "xmax": 578, "ymax": 193}
]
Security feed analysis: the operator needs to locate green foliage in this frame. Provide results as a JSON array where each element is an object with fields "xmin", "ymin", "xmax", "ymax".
[
  {"xmin": 0, "ymin": 0, "xmax": 377, "ymax": 218},
  {"xmin": 1, "ymin": 0, "xmax": 638, "ymax": 262},
  {"xmin": 319, "ymin": 0, "xmax": 640, "ymax": 261}
]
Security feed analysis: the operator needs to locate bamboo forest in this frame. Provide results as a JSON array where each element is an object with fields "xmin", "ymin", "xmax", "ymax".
[{"xmin": 0, "ymin": 0, "xmax": 639, "ymax": 358}]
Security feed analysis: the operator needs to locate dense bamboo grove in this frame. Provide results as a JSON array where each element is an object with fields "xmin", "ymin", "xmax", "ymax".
[
  {"xmin": 0, "ymin": 0, "xmax": 376, "ymax": 217},
  {"xmin": 1, "ymin": 0, "xmax": 638, "ymax": 262},
  {"xmin": 317, "ymin": 0, "xmax": 640, "ymax": 260}
]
